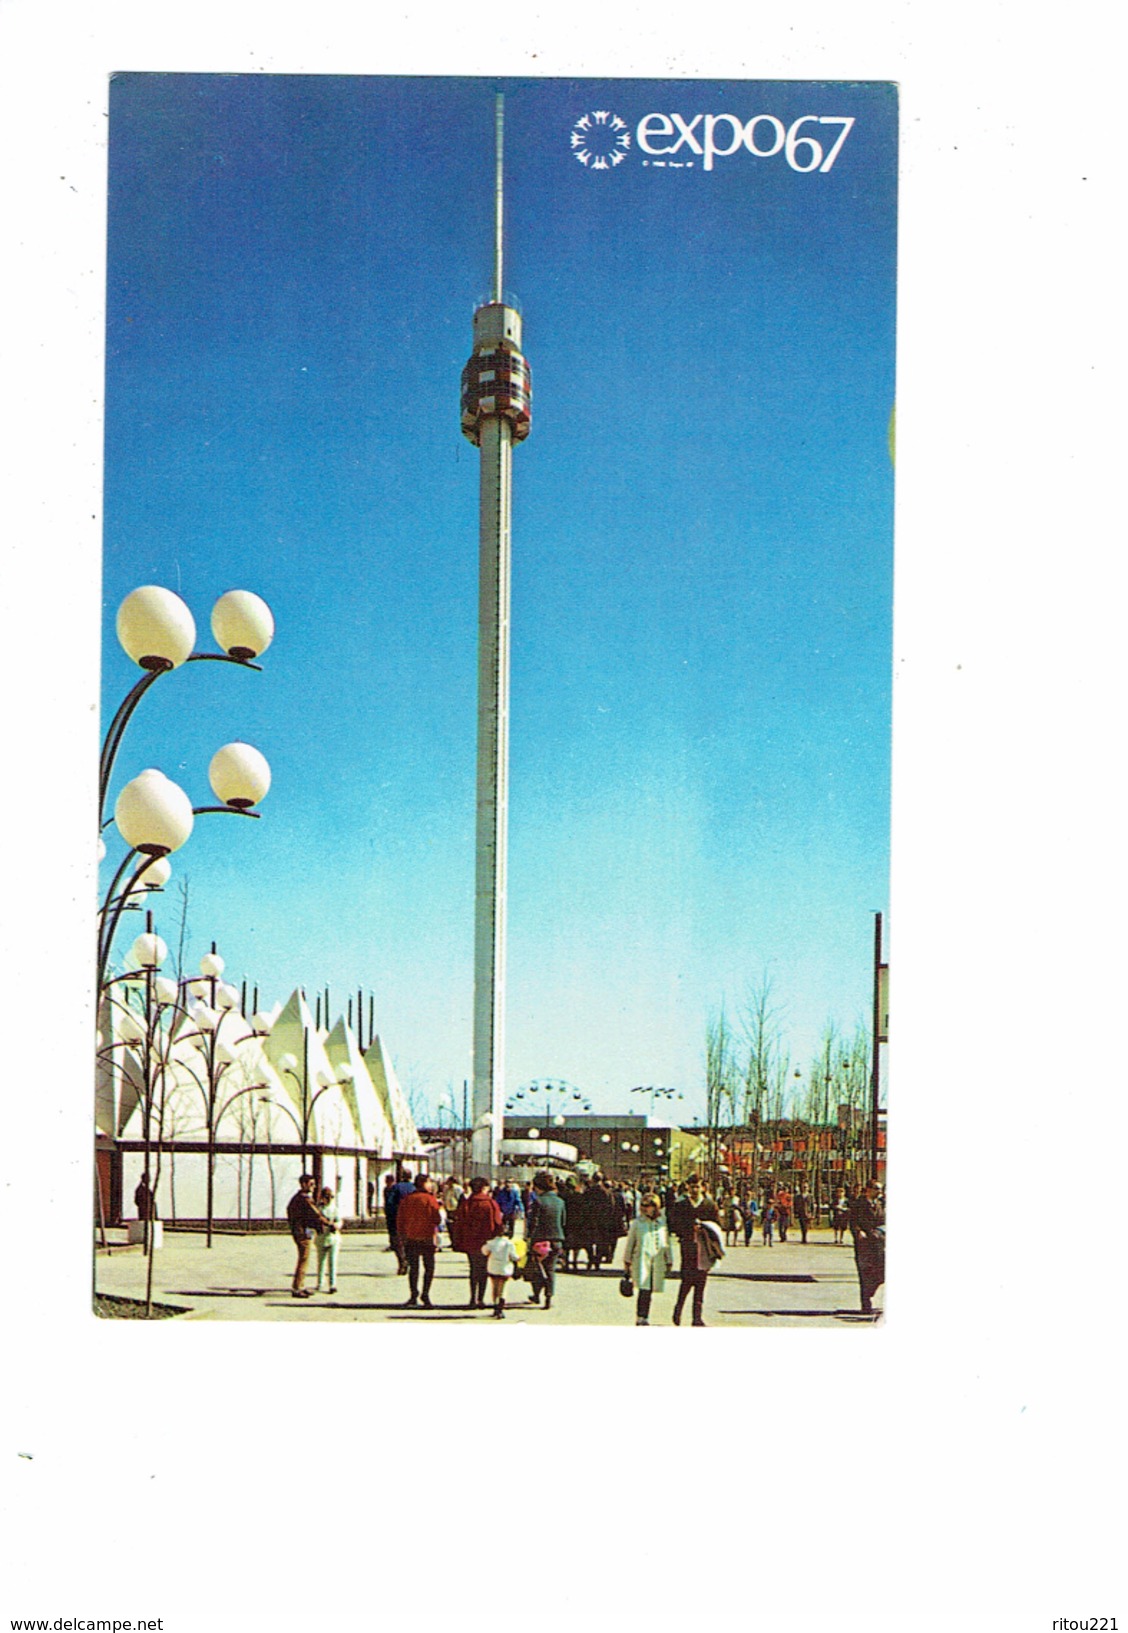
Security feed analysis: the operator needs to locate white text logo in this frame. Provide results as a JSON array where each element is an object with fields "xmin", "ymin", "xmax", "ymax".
[{"xmin": 637, "ymin": 112, "xmax": 855, "ymax": 172}]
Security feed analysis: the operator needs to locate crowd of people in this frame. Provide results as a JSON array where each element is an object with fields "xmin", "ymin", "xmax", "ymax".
[{"xmin": 285, "ymin": 1166, "xmax": 886, "ymax": 1321}]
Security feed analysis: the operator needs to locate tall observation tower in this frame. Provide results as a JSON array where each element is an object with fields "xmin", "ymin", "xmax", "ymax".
[{"xmin": 461, "ymin": 95, "xmax": 531, "ymax": 1175}]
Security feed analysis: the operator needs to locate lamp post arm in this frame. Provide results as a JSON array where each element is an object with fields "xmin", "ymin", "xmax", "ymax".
[
  {"xmin": 97, "ymin": 850, "xmax": 156, "ymax": 991},
  {"xmin": 101, "ymin": 985, "xmax": 148, "ymax": 1027},
  {"xmin": 99, "ymin": 808, "xmax": 263, "ymax": 988},
  {"xmin": 98, "ymin": 669, "xmax": 167, "ymax": 824},
  {"xmin": 98, "ymin": 650, "xmax": 263, "ymax": 827},
  {"xmin": 190, "ymin": 805, "xmax": 261, "ymax": 820},
  {"xmin": 98, "ymin": 847, "xmax": 142, "ymax": 941},
  {"xmin": 267, "ymin": 1094, "xmax": 304, "ymax": 1143},
  {"xmin": 170, "ymin": 1052, "xmax": 211, "ymax": 1130},
  {"xmin": 185, "ymin": 651, "xmax": 262, "ymax": 671},
  {"xmin": 215, "ymin": 1081, "xmax": 268, "ymax": 1127},
  {"xmin": 304, "ymin": 1081, "xmax": 337, "ymax": 1144}
]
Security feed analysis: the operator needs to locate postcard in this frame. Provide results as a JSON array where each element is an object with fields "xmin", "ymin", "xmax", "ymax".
[{"xmin": 93, "ymin": 73, "xmax": 897, "ymax": 1329}]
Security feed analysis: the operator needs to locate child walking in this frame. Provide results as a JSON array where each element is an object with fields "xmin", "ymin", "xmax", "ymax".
[{"xmin": 482, "ymin": 1229, "xmax": 519, "ymax": 1318}]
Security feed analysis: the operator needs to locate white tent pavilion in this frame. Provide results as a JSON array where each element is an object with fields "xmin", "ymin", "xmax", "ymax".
[
  {"xmin": 323, "ymin": 1017, "xmax": 395, "ymax": 1158},
  {"xmin": 98, "ymin": 979, "xmax": 426, "ymax": 1229},
  {"xmin": 363, "ymin": 1033, "xmax": 422, "ymax": 1154}
]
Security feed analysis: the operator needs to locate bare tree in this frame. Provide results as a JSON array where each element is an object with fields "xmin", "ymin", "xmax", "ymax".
[
  {"xmin": 398, "ymin": 1059, "xmax": 432, "ymax": 1128},
  {"xmin": 804, "ymin": 1023, "xmax": 840, "ymax": 1125},
  {"xmin": 704, "ymin": 1006, "xmax": 739, "ymax": 1193},
  {"xmin": 160, "ymin": 1091, "xmax": 202, "ymax": 1224},
  {"xmin": 804, "ymin": 1021, "xmax": 873, "ymax": 1207},
  {"xmin": 174, "ymin": 877, "xmax": 190, "ymax": 985},
  {"xmin": 739, "ymin": 974, "xmax": 791, "ymax": 1186}
]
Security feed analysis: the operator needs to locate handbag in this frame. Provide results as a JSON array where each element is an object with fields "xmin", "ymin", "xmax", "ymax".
[{"xmin": 619, "ymin": 1274, "xmax": 634, "ymax": 1297}]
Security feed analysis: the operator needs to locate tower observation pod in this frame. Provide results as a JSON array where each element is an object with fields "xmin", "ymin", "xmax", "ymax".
[{"xmin": 463, "ymin": 96, "xmax": 531, "ymax": 1177}]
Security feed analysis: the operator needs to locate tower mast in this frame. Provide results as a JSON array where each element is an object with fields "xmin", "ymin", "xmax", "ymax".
[{"xmin": 461, "ymin": 94, "xmax": 531, "ymax": 1176}]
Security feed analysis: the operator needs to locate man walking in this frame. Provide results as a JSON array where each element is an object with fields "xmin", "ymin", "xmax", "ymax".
[
  {"xmin": 795, "ymin": 1187, "xmax": 814, "ymax": 1244},
  {"xmin": 287, "ymin": 1173, "xmax": 328, "ymax": 1298},
  {"xmin": 493, "ymin": 1178, "xmax": 524, "ymax": 1237},
  {"xmin": 385, "ymin": 1166, "xmax": 416, "ymax": 1273},
  {"xmin": 776, "ymin": 1183, "xmax": 792, "ymax": 1242},
  {"xmin": 669, "ymin": 1175, "xmax": 721, "ymax": 1327},
  {"xmin": 134, "ymin": 1171, "xmax": 158, "ymax": 1222},
  {"xmin": 396, "ymin": 1174, "xmax": 443, "ymax": 1308},
  {"xmin": 849, "ymin": 1179, "xmax": 885, "ymax": 1315}
]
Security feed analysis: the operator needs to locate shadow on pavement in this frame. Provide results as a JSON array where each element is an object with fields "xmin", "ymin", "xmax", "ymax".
[
  {"xmin": 257, "ymin": 1302, "xmax": 483, "ymax": 1317},
  {"xmin": 171, "ymin": 1287, "xmax": 273, "ymax": 1298},
  {"xmin": 714, "ymin": 1272, "xmax": 817, "ymax": 1283},
  {"xmin": 718, "ymin": 1307, "xmax": 881, "ymax": 1321}
]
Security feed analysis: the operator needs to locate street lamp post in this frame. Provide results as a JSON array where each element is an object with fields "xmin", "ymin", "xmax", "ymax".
[
  {"xmin": 98, "ymin": 751, "xmax": 272, "ymax": 991},
  {"xmin": 629, "ymin": 1085, "xmax": 682, "ymax": 1187},
  {"xmin": 101, "ymin": 586, "xmax": 273, "ymax": 821},
  {"xmin": 96, "ymin": 919, "xmax": 175, "ymax": 1315},
  {"xmin": 98, "ymin": 586, "xmax": 273, "ymax": 992},
  {"xmin": 274, "ymin": 1039, "xmax": 352, "ymax": 1177},
  {"xmin": 169, "ymin": 954, "xmax": 271, "ymax": 1248}
]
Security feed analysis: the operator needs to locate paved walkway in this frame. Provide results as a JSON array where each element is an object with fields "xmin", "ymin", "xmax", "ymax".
[{"xmin": 94, "ymin": 1226, "xmax": 883, "ymax": 1325}]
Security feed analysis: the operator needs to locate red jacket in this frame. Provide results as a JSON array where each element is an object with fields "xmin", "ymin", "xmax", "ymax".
[
  {"xmin": 396, "ymin": 1189, "xmax": 443, "ymax": 1244},
  {"xmin": 452, "ymin": 1192, "xmax": 503, "ymax": 1255}
]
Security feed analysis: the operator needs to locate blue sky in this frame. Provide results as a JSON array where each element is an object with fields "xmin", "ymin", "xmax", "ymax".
[{"xmin": 100, "ymin": 74, "xmax": 896, "ymax": 1117}]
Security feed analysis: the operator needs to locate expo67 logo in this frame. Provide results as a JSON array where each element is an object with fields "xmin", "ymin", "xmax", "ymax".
[
  {"xmin": 570, "ymin": 110, "xmax": 631, "ymax": 169},
  {"xmin": 569, "ymin": 105, "xmax": 858, "ymax": 174}
]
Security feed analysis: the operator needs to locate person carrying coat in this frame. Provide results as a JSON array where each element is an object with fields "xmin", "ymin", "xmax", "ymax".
[
  {"xmin": 669, "ymin": 1175, "xmax": 722, "ymax": 1327},
  {"xmin": 622, "ymin": 1193, "xmax": 672, "ymax": 1325}
]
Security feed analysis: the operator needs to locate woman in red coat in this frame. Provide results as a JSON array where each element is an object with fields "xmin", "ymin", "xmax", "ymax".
[{"xmin": 451, "ymin": 1178, "xmax": 504, "ymax": 1310}]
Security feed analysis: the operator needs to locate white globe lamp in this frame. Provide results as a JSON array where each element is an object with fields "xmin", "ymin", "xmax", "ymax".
[
  {"xmin": 129, "ymin": 932, "xmax": 167, "ymax": 971},
  {"xmin": 208, "ymin": 742, "xmax": 271, "ymax": 810},
  {"xmin": 114, "ymin": 770, "xmax": 194, "ymax": 857},
  {"xmin": 116, "ymin": 1008, "xmax": 146, "ymax": 1045},
  {"xmin": 134, "ymin": 855, "xmax": 171, "ymax": 891},
  {"xmin": 116, "ymin": 586, "xmax": 196, "ymax": 671},
  {"xmin": 211, "ymin": 590, "xmax": 274, "ymax": 661}
]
